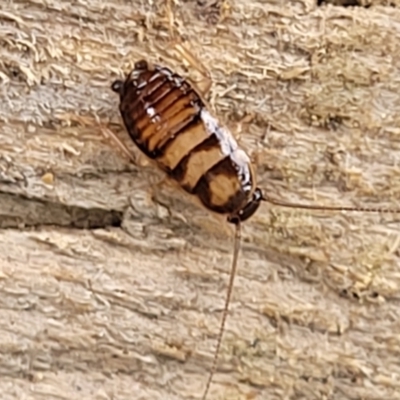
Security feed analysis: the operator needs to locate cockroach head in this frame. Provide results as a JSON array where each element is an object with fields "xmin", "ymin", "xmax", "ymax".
[
  {"xmin": 111, "ymin": 60, "xmax": 149, "ymax": 98},
  {"xmin": 227, "ymin": 188, "xmax": 263, "ymax": 225}
]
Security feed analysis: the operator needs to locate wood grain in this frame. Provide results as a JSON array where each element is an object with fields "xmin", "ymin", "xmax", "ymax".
[{"xmin": 1, "ymin": 1, "xmax": 400, "ymax": 399}]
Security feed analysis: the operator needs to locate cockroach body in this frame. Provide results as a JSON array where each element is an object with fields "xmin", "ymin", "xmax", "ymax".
[
  {"xmin": 109, "ymin": 48, "xmax": 257, "ymax": 400},
  {"xmin": 107, "ymin": 43, "xmax": 400, "ymax": 400},
  {"xmin": 111, "ymin": 59, "xmax": 263, "ymax": 226}
]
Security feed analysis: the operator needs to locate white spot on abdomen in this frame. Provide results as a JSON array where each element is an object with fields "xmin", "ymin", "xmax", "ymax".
[
  {"xmin": 147, "ymin": 107, "xmax": 156, "ymax": 117},
  {"xmin": 200, "ymin": 109, "xmax": 253, "ymax": 193}
]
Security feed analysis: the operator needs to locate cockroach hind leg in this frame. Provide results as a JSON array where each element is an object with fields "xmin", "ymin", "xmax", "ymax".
[
  {"xmin": 170, "ymin": 41, "xmax": 212, "ymax": 97},
  {"xmin": 164, "ymin": 0, "xmax": 211, "ymax": 96}
]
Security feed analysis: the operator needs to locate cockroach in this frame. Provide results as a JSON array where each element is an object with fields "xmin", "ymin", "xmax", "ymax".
[{"xmin": 103, "ymin": 42, "xmax": 400, "ymax": 400}]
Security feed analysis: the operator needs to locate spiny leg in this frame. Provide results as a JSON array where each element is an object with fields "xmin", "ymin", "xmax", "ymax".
[
  {"xmin": 102, "ymin": 125, "xmax": 151, "ymax": 168},
  {"xmin": 62, "ymin": 112, "xmax": 136, "ymax": 164},
  {"xmin": 99, "ymin": 125, "xmax": 136, "ymax": 163},
  {"xmin": 165, "ymin": 0, "xmax": 212, "ymax": 98},
  {"xmin": 93, "ymin": 114, "xmax": 137, "ymax": 164},
  {"xmin": 172, "ymin": 41, "xmax": 212, "ymax": 97}
]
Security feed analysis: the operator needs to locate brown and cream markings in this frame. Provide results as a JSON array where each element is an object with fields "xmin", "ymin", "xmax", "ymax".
[
  {"xmin": 111, "ymin": 58, "xmax": 263, "ymax": 225},
  {"xmin": 107, "ymin": 43, "xmax": 400, "ymax": 400}
]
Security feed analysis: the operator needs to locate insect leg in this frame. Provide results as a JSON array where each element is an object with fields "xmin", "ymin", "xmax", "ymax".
[
  {"xmin": 99, "ymin": 125, "xmax": 136, "ymax": 163},
  {"xmin": 172, "ymin": 41, "xmax": 212, "ymax": 97},
  {"xmin": 164, "ymin": 1, "xmax": 212, "ymax": 97}
]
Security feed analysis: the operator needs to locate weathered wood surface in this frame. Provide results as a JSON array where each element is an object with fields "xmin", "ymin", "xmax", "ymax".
[{"xmin": 2, "ymin": 1, "xmax": 400, "ymax": 399}]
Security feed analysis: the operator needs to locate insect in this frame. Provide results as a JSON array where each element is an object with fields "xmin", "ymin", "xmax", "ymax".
[{"xmin": 103, "ymin": 42, "xmax": 400, "ymax": 400}]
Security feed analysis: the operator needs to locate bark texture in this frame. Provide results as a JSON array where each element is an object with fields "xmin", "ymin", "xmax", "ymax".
[{"xmin": 1, "ymin": 1, "xmax": 400, "ymax": 399}]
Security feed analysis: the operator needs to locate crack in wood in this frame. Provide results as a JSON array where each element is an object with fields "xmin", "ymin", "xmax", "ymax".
[{"xmin": 0, "ymin": 192, "xmax": 123, "ymax": 229}]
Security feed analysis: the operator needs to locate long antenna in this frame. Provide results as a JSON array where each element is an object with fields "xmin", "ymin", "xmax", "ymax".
[
  {"xmin": 200, "ymin": 190, "xmax": 400, "ymax": 400},
  {"xmin": 201, "ymin": 221, "xmax": 242, "ymax": 400},
  {"xmin": 261, "ymin": 193, "xmax": 400, "ymax": 214}
]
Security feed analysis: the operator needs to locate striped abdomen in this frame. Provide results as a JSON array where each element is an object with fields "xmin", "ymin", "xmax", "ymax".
[{"xmin": 112, "ymin": 60, "xmax": 262, "ymax": 221}]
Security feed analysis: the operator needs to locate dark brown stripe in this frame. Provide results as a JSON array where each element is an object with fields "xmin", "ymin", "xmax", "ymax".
[
  {"xmin": 118, "ymin": 65, "xmax": 203, "ymax": 161},
  {"xmin": 153, "ymin": 86, "xmax": 189, "ymax": 116},
  {"xmin": 120, "ymin": 111, "xmax": 158, "ymax": 159},
  {"xmin": 129, "ymin": 75, "xmax": 190, "ymax": 126},
  {"xmin": 206, "ymin": 156, "xmax": 239, "ymax": 179},
  {"xmin": 141, "ymin": 86, "xmax": 201, "ymax": 155},
  {"xmin": 140, "ymin": 78, "xmax": 194, "ymax": 124},
  {"xmin": 137, "ymin": 97, "xmax": 196, "ymax": 152},
  {"xmin": 125, "ymin": 73, "xmax": 168, "ymax": 116},
  {"xmin": 169, "ymin": 134, "xmax": 220, "ymax": 187},
  {"xmin": 194, "ymin": 157, "xmax": 246, "ymax": 214},
  {"xmin": 145, "ymin": 80, "xmax": 176, "ymax": 109},
  {"xmin": 154, "ymin": 112, "xmax": 201, "ymax": 158},
  {"xmin": 120, "ymin": 75, "xmax": 168, "ymax": 135},
  {"xmin": 121, "ymin": 96, "xmax": 196, "ymax": 159},
  {"xmin": 193, "ymin": 156, "xmax": 238, "ymax": 194}
]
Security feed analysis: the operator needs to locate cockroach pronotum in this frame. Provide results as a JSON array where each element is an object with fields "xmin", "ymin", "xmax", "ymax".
[{"xmin": 103, "ymin": 42, "xmax": 400, "ymax": 400}]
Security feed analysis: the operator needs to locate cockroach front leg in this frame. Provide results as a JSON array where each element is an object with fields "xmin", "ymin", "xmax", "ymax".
[{"xmin": 100, "ymin": 126, "xmax": 136, "ymax": 163}]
